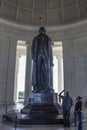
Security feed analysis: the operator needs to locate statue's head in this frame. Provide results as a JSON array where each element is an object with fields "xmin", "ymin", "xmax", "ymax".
[{"xmin": 39, "ymin": 27, "xmax": 46, "ymax": 34}]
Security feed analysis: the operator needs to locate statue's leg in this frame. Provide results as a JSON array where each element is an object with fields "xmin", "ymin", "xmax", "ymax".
[
  {"xmin": 41, "ymin": 56, "xmax": 49, "ymax": 90},
  {"xmin": 37, "ymin": 55, "xmax": 42, "ymax": 91}
]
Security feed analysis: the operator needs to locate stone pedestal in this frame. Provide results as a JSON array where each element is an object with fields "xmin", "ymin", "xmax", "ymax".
[
  {"xmin": 21, "ymin": 91, "xmax": 59, "ymax": 118},
  {"xmin": 2, "ymin": 91, "xmax": 63, "ymax": 125},
  {"xmin": 29, "ymin": 91, "xmax": 58, "ymax": 104}
]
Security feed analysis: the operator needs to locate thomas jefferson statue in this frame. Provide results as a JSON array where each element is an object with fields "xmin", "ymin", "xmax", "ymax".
[{"xmin": 31, "ymin": 27, "xmax": 54, "ymax": 92}]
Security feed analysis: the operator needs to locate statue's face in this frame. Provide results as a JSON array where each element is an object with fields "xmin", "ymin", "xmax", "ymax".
[{"xmin": 39, "ymin": 27, "xmax": 46, "ymax": 34}]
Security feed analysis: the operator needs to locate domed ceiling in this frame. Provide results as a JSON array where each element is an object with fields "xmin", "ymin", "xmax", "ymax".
[{"xmin": 0, "ymin": 0, "xmax": 87, "ymax": 26}]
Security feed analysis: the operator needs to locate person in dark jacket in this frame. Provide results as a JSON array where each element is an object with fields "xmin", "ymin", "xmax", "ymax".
[
  {"xmin": 59, "ymin": 90, "xmax": 73, "ymax": 127},
  {"xmin": 74, "ymin": 96, "xmax": 82, "ymax": 130}
]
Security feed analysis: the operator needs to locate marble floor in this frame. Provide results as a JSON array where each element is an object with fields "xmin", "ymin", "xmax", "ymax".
[
  {"xmin": 0, "ymin": 103, "xmax": 87, "ymax": 130},
  {"xmin": 0, "ymin": 122, "xmax": 87, "ymax": 130}
]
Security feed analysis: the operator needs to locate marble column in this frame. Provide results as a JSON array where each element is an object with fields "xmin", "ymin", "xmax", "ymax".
[
  {"xmin": 0, "ymin": 36, "xmax": 10, "ymax": 105},
  {"xmin": 5, "ymin": 38, "xmax": 17, "ymax": 105},
  {"xmin": 14, "ymin": 56, "xmax": 20, "ymax": 103},
  {"xmin": 24, "ymin": 43, "xmax": 32, "ymax": 104},
  {"xmin": 1, "ymin": 38, "xmax": 17, "ymax": 105},
  {"xmin": 57, "ymin": 57, "xmax": 64, "ymax": 93},
  {"xmin": 63, "ymin": 40, "xmax": 76, "ymax": 98}
]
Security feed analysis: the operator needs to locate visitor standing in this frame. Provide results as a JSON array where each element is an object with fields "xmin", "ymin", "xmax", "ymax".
[
  {"xmin": 59, "ymin": 90, "xmax": 73, "ymax": 127},
  {"xmin": 74, "ymin": 96, "xmax": 83, "ymax": 130}
]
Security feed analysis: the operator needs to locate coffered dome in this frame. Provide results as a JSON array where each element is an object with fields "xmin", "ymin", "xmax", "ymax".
[{"xmin": 0, "ymin": 0, "xmax": 87, "ymax": 26}]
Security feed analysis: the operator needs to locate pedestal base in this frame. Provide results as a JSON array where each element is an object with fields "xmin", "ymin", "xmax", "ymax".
[
  {"xmin": 2, "ymin": 110, "xmax": 63, "ymax": 125},
  {"xmin": 21, "ymin": 92, "xmax": 59, "ymax": 117},
  {"xmin": 2, "ymin": 91, "xmax": 63, "ymax": 125}
]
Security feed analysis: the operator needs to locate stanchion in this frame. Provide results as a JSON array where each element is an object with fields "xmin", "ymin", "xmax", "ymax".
[{"xmin": 14, "ymin": 115, "xmax": 17, "ymax": 130}]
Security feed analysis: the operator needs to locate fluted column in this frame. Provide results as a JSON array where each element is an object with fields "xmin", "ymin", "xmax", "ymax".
[
  {"xmin": 24, "ymin": 43, "xmax": 32, "ymax": 104},
  {"xmin": 14, "ymin": 56, "xmax": 20, "ymax": 103},
  {"xmin": 4, "ymin": 38, "xmax": 17, "ymax": 105}
]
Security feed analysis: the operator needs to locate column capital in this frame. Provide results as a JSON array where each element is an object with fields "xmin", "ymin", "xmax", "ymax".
[{"xmin": 53, "ymin": 52, "xmax": 63, "ymax": 59}]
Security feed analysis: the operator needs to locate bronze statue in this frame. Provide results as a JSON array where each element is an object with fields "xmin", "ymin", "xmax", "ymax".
[{"xmin": 31, "ymin": 27, "xmax": 53, "ymax": 92}]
